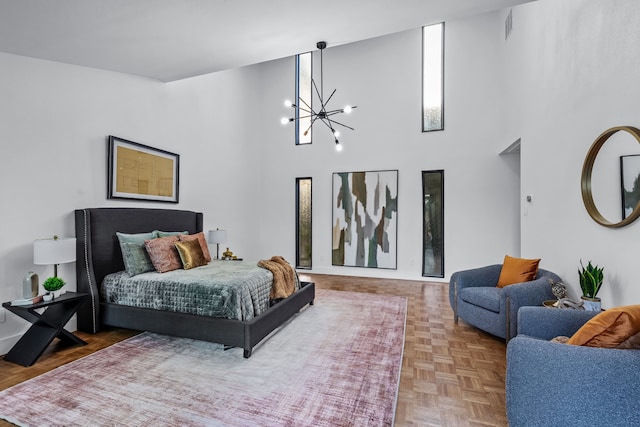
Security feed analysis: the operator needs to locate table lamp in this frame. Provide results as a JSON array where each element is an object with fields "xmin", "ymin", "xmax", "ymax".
[
  {"xmin": 208, "ymin": 229, "xmax": 227, "ymax": 260},
  {"xmin": 34, "ymin": 235, "xmax": 76, "ymax": 277}
]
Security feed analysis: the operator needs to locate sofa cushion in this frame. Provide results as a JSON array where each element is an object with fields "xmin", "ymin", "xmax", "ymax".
[
  {"xmin": 496, "ymin": 255, "xmax": 540, "ymax": 288},
  {"xmin": 568, "ymin": 305, "xmax": 640, "ymax": 348},
  {"xmin": 460, "ymin": 286, "xmax": 501, "ymax": 313}
]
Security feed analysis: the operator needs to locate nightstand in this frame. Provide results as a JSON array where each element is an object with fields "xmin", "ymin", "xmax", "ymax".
[{"xmin": 2, "ymin": 292, "xmax": 88, "ymax": 366}]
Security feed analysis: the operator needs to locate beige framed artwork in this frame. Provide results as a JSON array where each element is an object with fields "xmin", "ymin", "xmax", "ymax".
[{"xmin": 107, "ymin": 135, "xmax": 179, "ymax": 203}]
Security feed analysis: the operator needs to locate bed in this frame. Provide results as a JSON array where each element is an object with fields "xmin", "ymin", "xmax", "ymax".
[{"xmin": 74, "ymin": 207, "xmax": 315, "ymax": 358}]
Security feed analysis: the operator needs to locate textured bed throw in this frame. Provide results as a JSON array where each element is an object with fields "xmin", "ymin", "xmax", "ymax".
[
  {"xmin": 258, "ymin": 255, "xmax": 297, "ymax": 299},
  {"xmin": 0, "ymin": 289, "xmax": 406, "ymax": 427}
]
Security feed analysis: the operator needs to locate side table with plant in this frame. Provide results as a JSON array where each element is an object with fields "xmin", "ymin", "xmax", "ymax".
[{"xmin": 578, "ymin": 260, "xmax": 604, "ymax": 311}]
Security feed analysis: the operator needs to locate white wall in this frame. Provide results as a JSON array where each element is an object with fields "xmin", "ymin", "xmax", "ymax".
[
  {"xmin": 254, "ymin": 12, "xmax": 521, "ymax": 280},
  {"xmin": 507, "ymin": 0, "xmax": 640, "ymax": 306}
]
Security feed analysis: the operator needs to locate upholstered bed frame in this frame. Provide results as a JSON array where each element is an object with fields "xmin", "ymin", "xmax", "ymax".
[{"xmin": 74, "ymin": 207, "xmax": 315, "ymax": 358}]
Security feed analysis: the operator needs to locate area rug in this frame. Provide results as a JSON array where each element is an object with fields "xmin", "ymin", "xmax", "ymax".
[{"xmin": 0, "ymin": 289, "xmax": 406, "ymax": 427}]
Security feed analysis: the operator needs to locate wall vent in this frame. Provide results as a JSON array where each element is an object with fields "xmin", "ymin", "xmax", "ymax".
[{"xmin": 505, "ymin": 8, "xmax": 513, "ymax": 40}]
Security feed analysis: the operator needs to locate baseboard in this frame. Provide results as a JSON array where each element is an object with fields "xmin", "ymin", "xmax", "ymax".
[
  {"xmin": 0, "ymin": 317, "xmax": 78, "ymax": 357},
  {"xmin": 0, "ymin": 331, "xmax": 27, "ymax": 357}
]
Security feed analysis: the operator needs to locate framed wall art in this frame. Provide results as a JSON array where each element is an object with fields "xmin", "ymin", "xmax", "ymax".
[
  {"xmin": 332, "ymin": 170, "xmax": 398, "ymax": 269},
  {"xmin": 422, "ymin": 170, "xmax": 444, "ymax": 278},
  {"xmin": 107, "ymin": 135, "xmax": 180, "ymax": 203},
  {"xmin": 620, "ymin": 154, "xmax": 640, "ymax": 219}
]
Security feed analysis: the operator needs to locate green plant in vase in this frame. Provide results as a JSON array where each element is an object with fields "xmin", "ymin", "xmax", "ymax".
[
  {"xmin": 578, "ymin": 260, "xmax": 604, "ymax": 311},
  {"xmin": 43, "ymin": 276, "xmax": 66, "ymax": 298}
]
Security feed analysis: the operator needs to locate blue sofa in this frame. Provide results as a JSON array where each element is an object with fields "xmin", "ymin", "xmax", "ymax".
[
  {"xmin": 449, "ymin": 265, "xmax": 560, "ymax": 340},
  {"xmin": 507, "ymin": 307, "xmax": 640, "ymax": 426}
]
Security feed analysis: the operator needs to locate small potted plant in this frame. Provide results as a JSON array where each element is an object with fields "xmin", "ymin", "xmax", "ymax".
[
  {"xmin": 578, "ymin": 260, "xmax": 604, "ymax": 311},
  {"xmin": 42, "ymin": 276, "xmax": 66, "ymax": 299}
]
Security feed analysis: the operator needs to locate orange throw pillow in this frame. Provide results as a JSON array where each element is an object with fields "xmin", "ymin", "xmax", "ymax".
[
  {"xmin": 496, "ymin": 255, "xmax": 540, "ymax": 288},
  {"xmin": 568, "ymin": 305, "xmax": 640, "ymax": 348}
]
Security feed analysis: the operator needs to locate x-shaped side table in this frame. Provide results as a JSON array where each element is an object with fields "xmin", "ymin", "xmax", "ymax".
[{"xmin": 2, "ymin": 292, "xmax": 88, "ymax": 366}]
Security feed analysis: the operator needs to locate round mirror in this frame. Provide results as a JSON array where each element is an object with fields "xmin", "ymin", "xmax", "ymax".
[{"xmin": 581, "ymin": 126, "xmax": 640, "ymax": 228}]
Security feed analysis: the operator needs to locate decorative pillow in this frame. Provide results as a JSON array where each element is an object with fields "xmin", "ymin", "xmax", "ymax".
[
  {"xmin": 144, "ymin": 235, "xmax": 181, "ymax": 273},
  {"xmin": 178, "ymin": 232, "xmax": 212, "ymax": 262},
  {"xmin": 496, "ymin": 255, "xmax": 541, "ymax": 288},
  {"xmin": 567, "ymin": 305, "xmax": 640, "ymax": 348},
  {"xmin": 175, "ymin": 238, "xmax": 207, "ymax": 270},
  {"xmin": 156, "ymin": 230, "xmax": 188, "ymax": 237},
  {"xmin": 116, "ymin": 231, "xmax": 157, "ymax": 276}
]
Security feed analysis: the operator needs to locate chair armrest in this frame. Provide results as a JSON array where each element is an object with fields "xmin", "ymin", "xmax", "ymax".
[
  {"xmin": 451, "ymin": 264, "xmax": 502, "ymax": 289},
  {"xmin": 449, "ymin": 265, "xmax": 502, "ymax": 309},
  {"xmin": 506, "ymin": 336, "xmax": 640, "ymax": 427},
  {"xmin": 500, "ymin": 276, "xmax": 555, "ymax": 309},
  {"xmin": 517, "ymin": 306, "xmax": 599, "ymax": 339}
]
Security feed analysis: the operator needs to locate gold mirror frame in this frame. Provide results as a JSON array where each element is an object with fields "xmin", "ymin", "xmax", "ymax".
[{"xmin": 581, "ymin": 126, "xmax": 640, "ymax": 228}]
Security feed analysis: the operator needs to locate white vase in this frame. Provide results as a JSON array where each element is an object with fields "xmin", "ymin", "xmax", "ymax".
[
  {"xmin": 581, "ymin": 296, "xmax": 601, "ymax": 311},
  {"xmin": 43, "ymin": 294, "xmax": 53, "ymax": 302}
]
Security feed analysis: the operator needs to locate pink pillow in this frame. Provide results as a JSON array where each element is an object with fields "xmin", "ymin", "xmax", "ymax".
[
  {"xmin": 144, "ymin": 235, "xmax": 182, "ymax": 273},
  {"xmin": 178, "ymin": 232, "xmax": 211, "ymax": 262}
]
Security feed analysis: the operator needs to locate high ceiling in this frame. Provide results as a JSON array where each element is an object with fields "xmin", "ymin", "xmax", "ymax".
[{"xmin": 0, "ymin": 0, "xmax": 533, "ymax": 82}]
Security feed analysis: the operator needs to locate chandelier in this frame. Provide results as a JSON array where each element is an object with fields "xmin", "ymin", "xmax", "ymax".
[{"xmin": 281, "ymin": 41, "xmax": 356, "ymax": 151}]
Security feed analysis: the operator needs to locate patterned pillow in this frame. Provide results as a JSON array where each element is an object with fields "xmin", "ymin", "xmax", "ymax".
[
  {"xmin": 145, "ymin": 235, "xmax": 182, "ymax": 273},
  {"xmin": 116, "ymin": 231, "xmax": 157, "ymax": 276},
  {"xmin": 175, "ymin": 239, "xmax": 207, "ymax": 270},
  {"xmin": 178, "ymin": 232, "xmax": 212, "ymax": 262}
]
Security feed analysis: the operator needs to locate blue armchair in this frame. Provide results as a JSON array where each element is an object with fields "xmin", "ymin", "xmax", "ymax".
[
  {"xmin": 507, "ymin": 307, "xmax": 640, "ymax": 426},
  {"xmin": 449, "ymin": 264, "xmax": 559, "ymax": 340}
]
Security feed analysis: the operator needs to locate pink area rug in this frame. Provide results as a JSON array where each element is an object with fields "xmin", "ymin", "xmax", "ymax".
[{"xmin": 0, "ymin": 289, "xmax": 406, "ymax": 426}]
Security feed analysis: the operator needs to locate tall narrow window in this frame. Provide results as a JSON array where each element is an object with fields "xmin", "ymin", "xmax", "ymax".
[
  {"xmin": 296, "ymin": 177, "xmax": 312, "ymax": 268},
  {"xmin": 422, "ymin": 23, "xmax": 444, "ymax": 132},
  {"xmin": 422, "ymin": 170, "xmax": 444, "ymax": 277},
  {"xmin": 296, "ymin": 52, "xmax": 312, "ymax": 145}
]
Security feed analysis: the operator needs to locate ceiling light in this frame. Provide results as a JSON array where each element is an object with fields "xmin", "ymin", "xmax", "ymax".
[{"xmin": 281, "ymin": 41, "xmax": 356, "ymax": 148}]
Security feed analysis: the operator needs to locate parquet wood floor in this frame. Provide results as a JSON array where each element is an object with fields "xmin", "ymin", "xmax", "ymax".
[
  {"xmin": 305, "ymin": 274, "xmax": 508, "ymax": 427},
  {"xmin": 0, "ymin": 274, "xmax": 507, "ymax": 426}
]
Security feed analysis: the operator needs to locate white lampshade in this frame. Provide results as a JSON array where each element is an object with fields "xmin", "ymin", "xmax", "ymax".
[
  {"xmin": 34, "ymin": 237, "xmax": 76, "ymax": 265},
  {"xmin": 208, "ymin": 229, "xmax": 227, "ymax": 244}
]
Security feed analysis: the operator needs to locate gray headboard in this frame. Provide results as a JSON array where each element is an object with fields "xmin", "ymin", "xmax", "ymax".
[{"xmin": 74, "ymin": 208, "xmax": 203, "ymax": 332}]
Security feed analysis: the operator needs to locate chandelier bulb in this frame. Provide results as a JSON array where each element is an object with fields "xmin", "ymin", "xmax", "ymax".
[
  {"xmin": 280, "ymin": 117, "xmax": 290, "ymax": 125},
  {"xmin": 333, "ymin": 130, "xmax": 340, "ymax": 138},
  {"xmin": 284, "ymin": 99, "xmax": 293, "ymax": 108},
  {"xmin": 343, "ymin": 106, "xmax": 352, "ymax": 114},
  {"xmin": 335, "ymin": 142, "xmax": 343, "ymax": 152}
]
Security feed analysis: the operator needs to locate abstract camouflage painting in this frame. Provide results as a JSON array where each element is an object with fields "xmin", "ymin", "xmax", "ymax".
[{"xmin": 332, "ymin": 170, "xmax": 398, "ymax": 269}]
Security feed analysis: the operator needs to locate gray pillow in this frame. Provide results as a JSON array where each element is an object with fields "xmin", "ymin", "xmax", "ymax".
[
  {"xmin": 155, "ymin": 230, "xmax": 188, "ymax": 237},
  {"xmin": 116, "ymin": 231, "xmax": 157, "ymax": 276}
]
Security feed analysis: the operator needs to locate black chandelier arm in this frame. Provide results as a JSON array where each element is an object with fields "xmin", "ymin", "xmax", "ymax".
[
  {"xmin": 311, "ymin": 80, "xmax": 324, "ymax": 111},
  {"xmin": 326, "ymin": 117, "xmax": 355, "ymax": 131},
  {"xmin": 298, "ymin": 96, "xmax": 313, "ymax": 113},
  {"xmin": 324, "ymin": 107, "xmax": 355, "ymax": 116},
  {"xmin": 317, "ymin": 118, "xmax": 336, "ymax": 132},
  {"xmin": 323, "ymin": 88, "xmax": 337, "ymax": 108}
]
